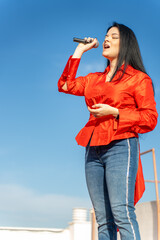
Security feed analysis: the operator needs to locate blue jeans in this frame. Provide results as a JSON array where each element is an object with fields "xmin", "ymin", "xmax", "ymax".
[{"xmin": 85, "ymin": 138, "xmax": 141, "ymax": 240}]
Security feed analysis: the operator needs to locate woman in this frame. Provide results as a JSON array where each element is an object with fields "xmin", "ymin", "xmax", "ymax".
[{"xmin": 58, "ymin": 22, "xmax": 158, "ymax": 240}]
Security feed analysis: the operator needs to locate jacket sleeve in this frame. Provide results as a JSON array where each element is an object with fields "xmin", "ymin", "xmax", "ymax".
[
  {"xmin": 57, "ymin": 56, "xmax": 87, "ymax": 96},
  {"xmin": 118, "ymin": 76, "xmax": 158, "ymax": 134}
]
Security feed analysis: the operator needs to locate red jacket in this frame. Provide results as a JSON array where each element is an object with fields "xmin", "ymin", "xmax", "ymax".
[{"xmin": 58, "ymin": 56, "xmax": 158, "ymax": 204}]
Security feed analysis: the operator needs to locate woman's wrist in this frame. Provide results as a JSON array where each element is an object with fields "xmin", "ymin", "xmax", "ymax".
[
  {"xmin": 72, "ymin": 46, "xmax": 84, "ymax": 59},
  {"xmin": 113, "ymin": 108, "xmax": 119, "ymax": 118}
]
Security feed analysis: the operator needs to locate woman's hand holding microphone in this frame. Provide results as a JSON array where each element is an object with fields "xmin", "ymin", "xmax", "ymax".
[{"xmin": 72, "ymin": 37, "xmax": 99, "ymax": 58}]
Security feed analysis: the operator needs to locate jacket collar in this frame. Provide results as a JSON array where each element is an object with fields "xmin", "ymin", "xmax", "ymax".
[{"xmin": 104, "ymin": 64, "xmax": 137, "ymax": 81}]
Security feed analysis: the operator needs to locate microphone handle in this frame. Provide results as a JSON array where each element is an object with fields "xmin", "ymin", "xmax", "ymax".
[{"xmin": 73, "ymin": 37, "xmax": 92, "ymax": 44}]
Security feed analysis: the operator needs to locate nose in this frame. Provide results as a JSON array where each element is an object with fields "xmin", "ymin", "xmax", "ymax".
[
  {"xmin": 104, "ymin": 37, "xmax": 110, "ymax": 44},
  {"xmin": 103, "ymin": 38, "xmax": 109, "ymax": 46}
]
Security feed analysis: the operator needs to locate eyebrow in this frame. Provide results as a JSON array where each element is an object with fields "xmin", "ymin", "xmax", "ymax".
[{"xmin": 105, "ymin": 33, "xmax": 119, "ymax": 36}]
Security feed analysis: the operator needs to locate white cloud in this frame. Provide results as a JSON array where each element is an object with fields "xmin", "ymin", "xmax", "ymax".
[{"xmin": 0, "ymin": 184, "xmax": 91, "ymax": 229}]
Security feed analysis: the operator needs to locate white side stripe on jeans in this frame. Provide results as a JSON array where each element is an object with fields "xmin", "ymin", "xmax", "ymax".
[{"xmin": 126, "ymin": 139, "xmax": 136, "ymax": 240}]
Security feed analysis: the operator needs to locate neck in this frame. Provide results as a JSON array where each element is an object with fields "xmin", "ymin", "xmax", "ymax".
[{"xmin": 108, "ymin": 59, "xmax": 118, "ymax": 75}]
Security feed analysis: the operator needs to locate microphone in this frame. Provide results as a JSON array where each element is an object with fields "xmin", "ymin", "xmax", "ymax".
[{"xmin": 73, "ymin": 37, "xmax": 99, "ymax": 48}]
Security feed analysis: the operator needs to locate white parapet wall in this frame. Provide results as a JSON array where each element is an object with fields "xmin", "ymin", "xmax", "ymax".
[
  {"xmin": 0, "ymin": 208, "xmax": 91, "ymax": 240},
  {"xmin": 135, "ymin": 201, "xmax": 158, "ymax": 240},
  {"xmin": 0, "ymin": 227, "xmax": 70, "ymax": 240}
]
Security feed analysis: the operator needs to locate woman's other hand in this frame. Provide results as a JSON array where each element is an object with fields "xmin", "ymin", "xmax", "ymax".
[{"xmin": 88, "ymin": 104, "xmax": 119, "ymax": 118}]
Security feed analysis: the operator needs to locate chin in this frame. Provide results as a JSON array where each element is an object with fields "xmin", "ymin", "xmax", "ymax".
[{"xmin": 102, "ymin": 52, "xmax": 109, "ymax": 59}]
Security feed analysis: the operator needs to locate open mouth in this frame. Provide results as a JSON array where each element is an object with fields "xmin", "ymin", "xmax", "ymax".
[{"xmin": 104, "ymin": 44, "xmax": 110, "ymax": 49}]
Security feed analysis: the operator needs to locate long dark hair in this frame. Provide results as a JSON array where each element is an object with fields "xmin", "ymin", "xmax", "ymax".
[{"xmin": 107, "ymin": 22, "xmax": 147, "ymax": 81}]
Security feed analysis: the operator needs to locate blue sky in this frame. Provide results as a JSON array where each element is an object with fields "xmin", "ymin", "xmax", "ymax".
[{"xmin": 0, "ymin": 0, "xmax": 160, "ymax": 229}]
